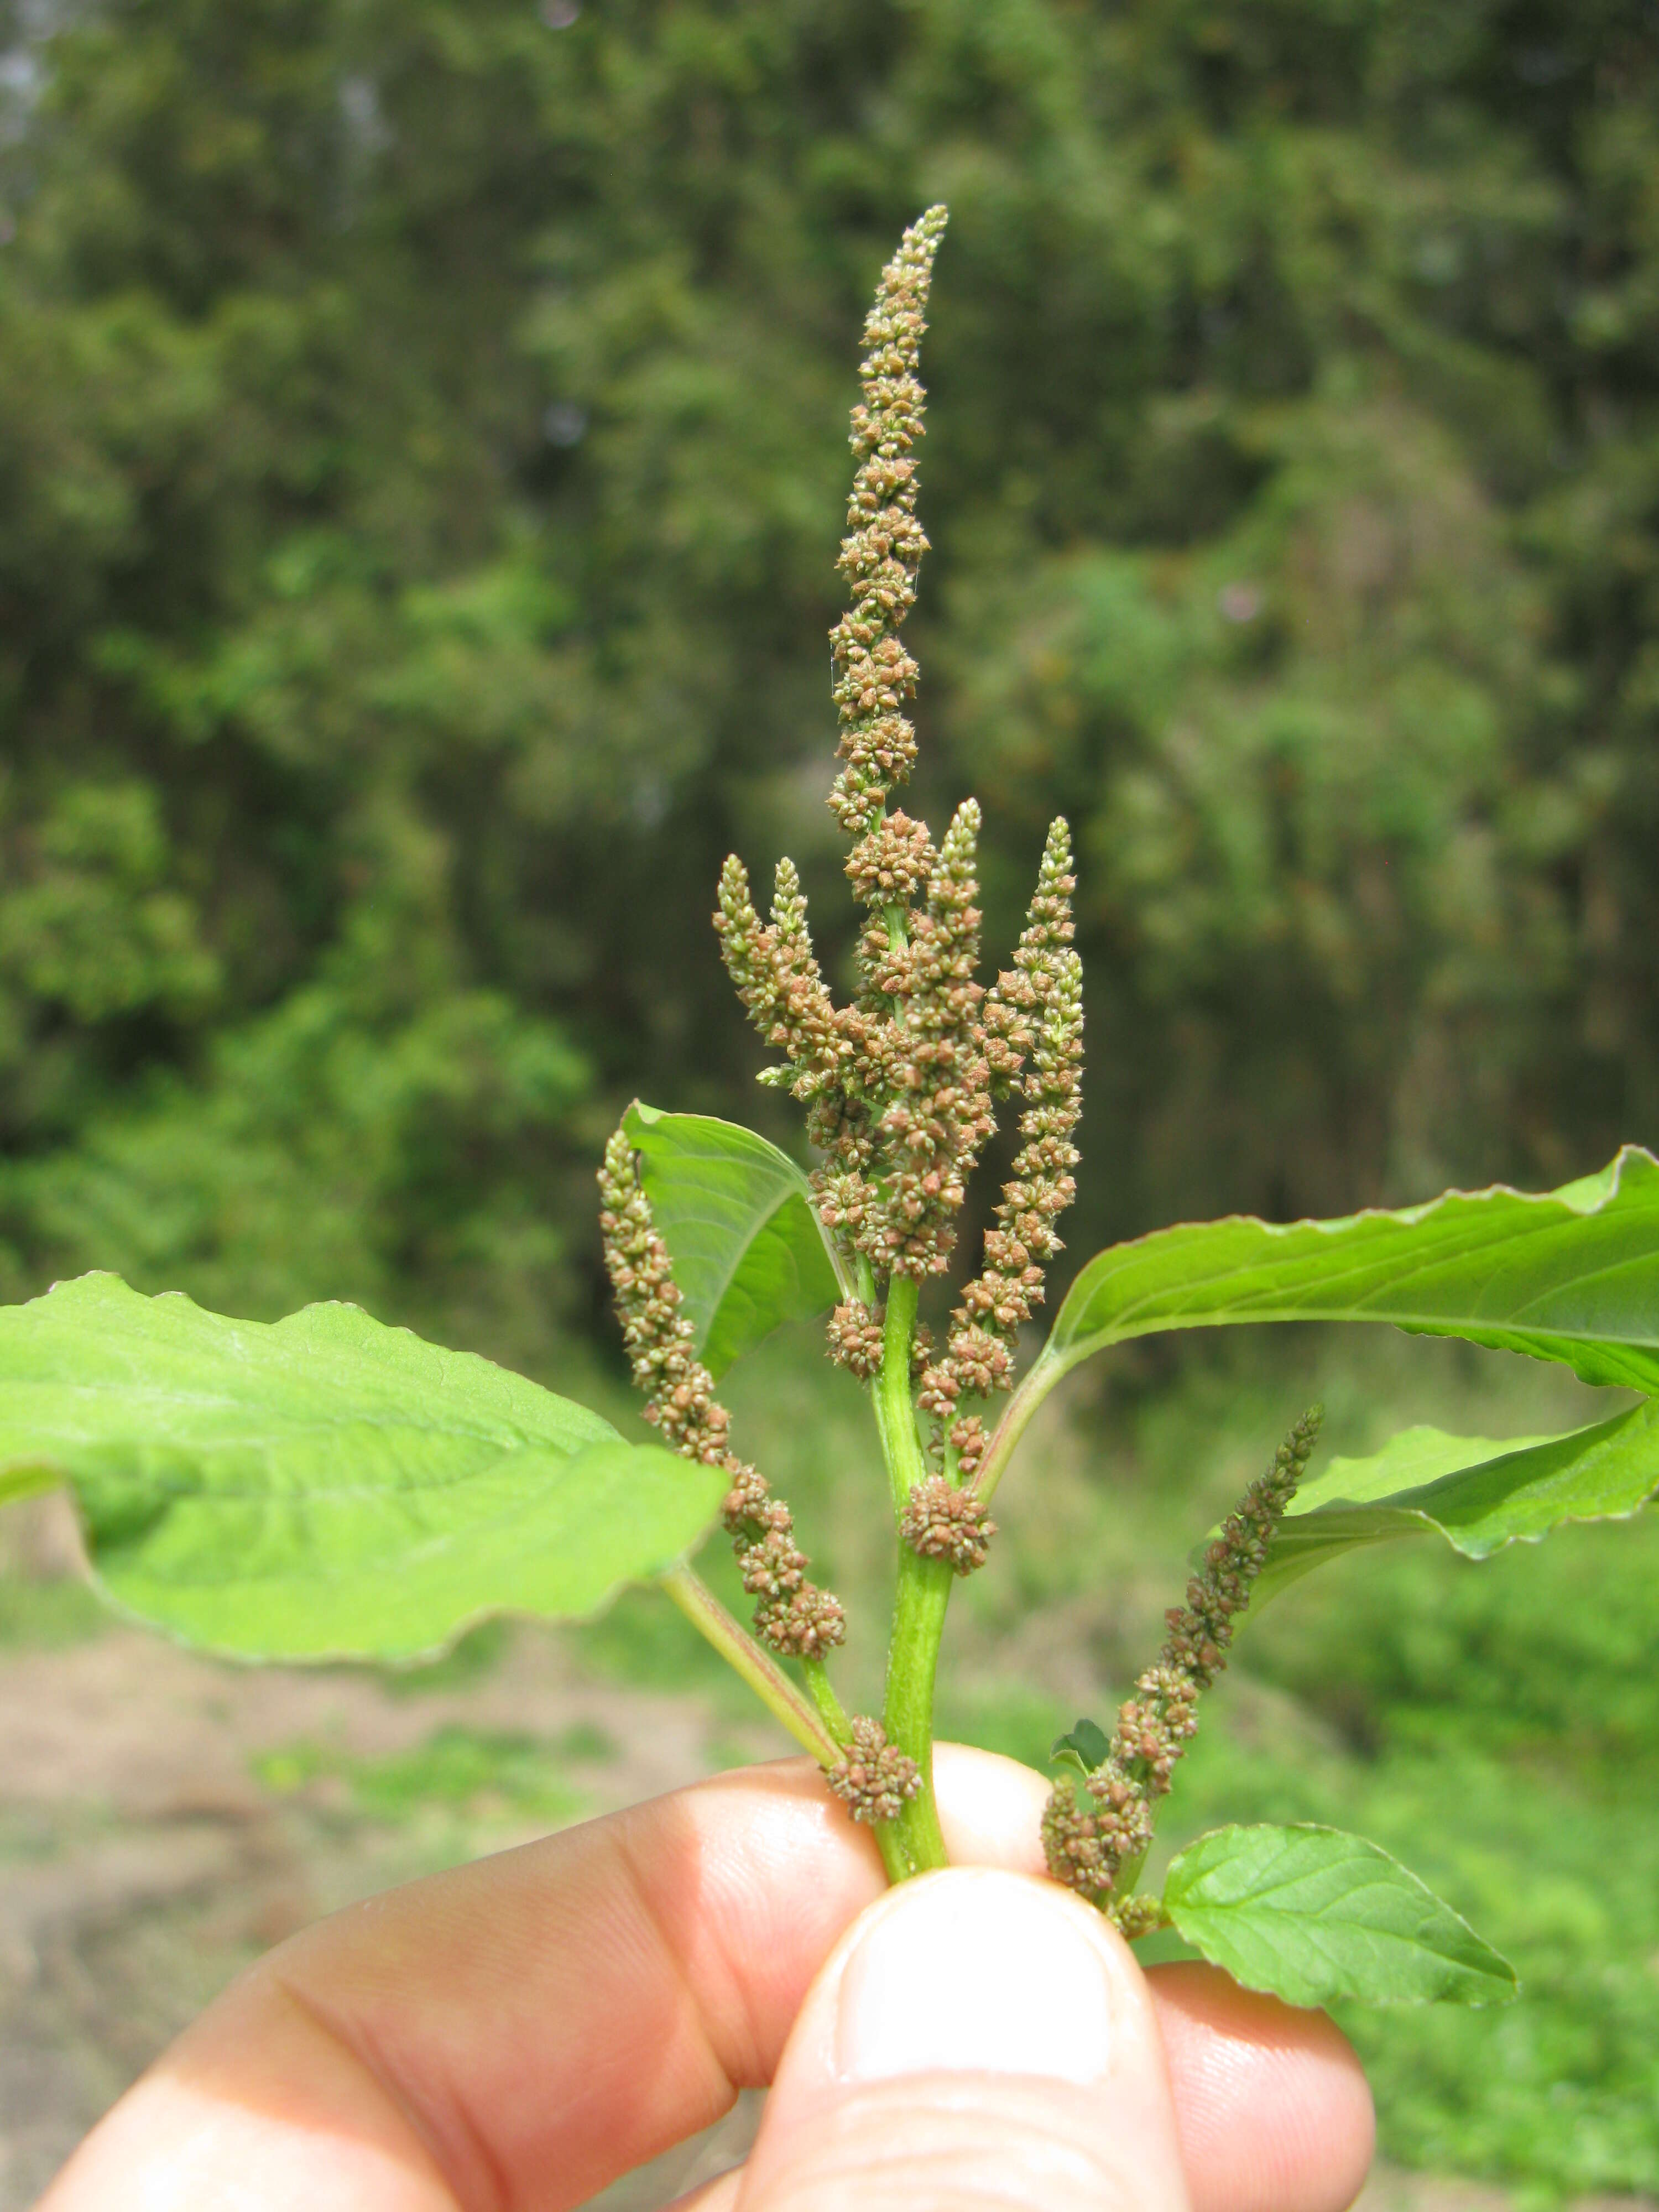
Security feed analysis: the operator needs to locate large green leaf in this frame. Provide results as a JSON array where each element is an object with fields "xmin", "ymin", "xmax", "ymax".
[
  {"xmin": 1048, "ymin": 1147, "xmax": 1659, "ymax": 1391},
  {"xmin": 0, "ymin": 1273, "xmax": 727, "ymax": 1661},
  {"xmin": 1161, "ymin": 1824, "xmax": 1517, "ymax": 2007},
  {"xmin": 1252, "ymin": 1405, "xmax": 1659, "ymax": 1602},
  {"xmin": 625, "ymin": 1102, "xmax": 846, "ymax": 1379}
]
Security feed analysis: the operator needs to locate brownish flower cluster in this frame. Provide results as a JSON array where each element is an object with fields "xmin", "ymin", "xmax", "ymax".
[
  {"xmin": 717, "ymin": 838, "xmax": 1007, "ymax": 1305},
  {"xmin": 717, "ymin": 826, "xmax": 997, "ymax": 1298},
  {"xmin": 856, "ymin": 798, "xmax": 996, "ymax": 1278},
  {"xmin": 714, "ymin": 855, "xmax": 848, "ymax": 1115},
  {"xmin": 1042, "ymin": 1406, "xmax": 1324, "ymax": 1917},
  {"xmin": 716, "ymin": 208, "xmax": 1019, "ymax": 1299},
  {"xmin": 724, "ymin": 795, "xmax": 994, "ymax": 1290},
  {"xmin": 1041, "ymin": 1764, "xmax": 1157, "ymax": 1911},
  {"xmin": 828, "ymin": 204, "xmax": 946, "ymax": 842},
  {"xmin": 598, "ymin": 1121, "xmax": 846, "ymax": 1661},
  {"xmin": 919, "ymin": 819, "xmax": 1083, "ymax": 1477},
  {"xmin": 899, "ymin": 1473, "xmax": 996, "ymax": 1575},
  {"xmin": 826, "ymin": 1715, "xmax": 922, "ymax": 1825},
  {"xmin": 825, "ymin": 1299, "xmax": 886, "ymax": 1380}
]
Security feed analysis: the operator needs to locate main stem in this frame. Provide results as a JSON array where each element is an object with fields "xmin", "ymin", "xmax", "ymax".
[{"xmin": 872, "ymin": 1274, "xmax": 952, "ymax": 1876}]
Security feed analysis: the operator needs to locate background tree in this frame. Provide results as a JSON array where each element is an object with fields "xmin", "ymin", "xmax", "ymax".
[{"xmin": 0, "ymin": 0, "xmax": 1655, "ymax": 1366}]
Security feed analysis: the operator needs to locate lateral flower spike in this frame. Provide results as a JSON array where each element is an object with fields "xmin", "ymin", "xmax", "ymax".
[
  {"xmin": 598, "ymin": 1118, "xmax": 846, "ymax": 1660},
  {"xmin": 831, "ymin": 204, "xmax": 947, "ymax": 847},
  {"xmin": 920, "ymin": 817, "xmax": 1082, "ymax": 1471},
  {"xmin": 1042, "ymin": 1406, "xmax": 1324, "ymax": 1919},
  {"xmin": 871, "ymin": 799, "xmax": 995, "ymax": 1282},
  {"xmin": 717, "ymin": 848, "xmax": 886, "ymax": 1232},
  {"xmin": 982, "ymin": 816, "xmax": 1079, "ymax": 1086},
  {"xmin": 713, "ymin": 854, "xmax": 844, "ymax": 1103}
]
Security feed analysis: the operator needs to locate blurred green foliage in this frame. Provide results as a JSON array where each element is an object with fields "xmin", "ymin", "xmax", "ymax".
[
  {"xmin": 255, "ymin": 1724, "xmax": 594, "ymax": 1823},
  {"xmin": 0, "ymin": 0, "xmax": 1656, "ymax": 1360}
]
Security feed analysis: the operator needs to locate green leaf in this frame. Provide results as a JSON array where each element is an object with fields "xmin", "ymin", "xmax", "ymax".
[
  {"xmin": 1296, "ymin": 1425, "xmax": 1558, "ymax": 1506},
  {"xmin": 625, "ymin": 1102, "xmax": 846, "ymax": 1379},
  {"xmin": 1051, "ymin": 1717, "xmax": 1112, "ymax": 1773},
  {"xmin": 1162, "ymin": 1824, "xmax": 1517, "ymax": 2008},
  {"xmin": 1048, "ymin": 1147, "xmax": 1659, "ymax": 1391},
  {"xmin": 0, "ymin": 1273, "xmax": 728, "ymax": 1661},
  {"xmin": 1251, "ymin": 1404, "xmax": 1659, "ymax": 1601}
]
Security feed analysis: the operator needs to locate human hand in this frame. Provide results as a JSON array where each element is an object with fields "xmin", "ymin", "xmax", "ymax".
[{"xmin": 37, "ymin": 1747, "xmax": 1374, "ymax": 2211}]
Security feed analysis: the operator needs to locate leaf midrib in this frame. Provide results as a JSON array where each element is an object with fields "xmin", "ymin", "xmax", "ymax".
[{"xmin": 673, "ymin": 1175, "xmax": 801, "ymax": 1333}]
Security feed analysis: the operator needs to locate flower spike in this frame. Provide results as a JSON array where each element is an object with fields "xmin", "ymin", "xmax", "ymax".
[
  {"xmin": 920, "ymin": 818, "xmax": 1083, "ymax": 1464},
  {"xmin": 830, "ymin": 204, "xmax": 947, "ymax": 844},
  {"xmin": 598, "ymin": 1118, "xmax": 846, "ymax": 1660},
  {"xmin": 1042, "ymin": 1406, "xmax": 1324, "ymax": 1919}
]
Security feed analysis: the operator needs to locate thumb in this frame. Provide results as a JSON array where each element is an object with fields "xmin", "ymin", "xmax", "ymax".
[{"xmin": 735, "ymin": 1867, "xmax": 1191, "ymax": 2212}]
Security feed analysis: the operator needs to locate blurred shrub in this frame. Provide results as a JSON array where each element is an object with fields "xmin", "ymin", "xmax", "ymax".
[{"xmin": 0, "ymin": 0, "xmax": 1655, "ymax": 1357}]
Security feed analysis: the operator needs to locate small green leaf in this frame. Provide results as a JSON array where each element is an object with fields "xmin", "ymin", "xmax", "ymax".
[
  {"xmin": 1162, "ymin": 1824, "xmax": 1517, "ymax": 2007},
  {"xmin": 626, "ymin": 1102, "xmax": 846, "ymax": 1379},
  {"xmin": 1051, "ymin": 1717, "xmax": 1112, "ymax": 1773},
  {"xmin": 0, "ymin": 1273, "xmax": 728, "ymax": 1661},
  {"xmin": 1048, "ymin": 1147, "xmax": 1659, "ymax": 1392},
  {"xmin": 1253, "ymin": 1404, "xmax": 1659, "ymax": 1602}
]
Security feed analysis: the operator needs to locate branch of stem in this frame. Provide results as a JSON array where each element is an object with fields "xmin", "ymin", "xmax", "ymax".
[
  {"xmin": 659, "ymin": 1564, "xmax": 841, "ymax": 1765},
  {"xmin": 803, "ymin": 1656, "xmax": 853, "ymax": 1747},
  {"xmin": 974, "ymin": 1341, "xmax": 1073, "ymax": 1505}
]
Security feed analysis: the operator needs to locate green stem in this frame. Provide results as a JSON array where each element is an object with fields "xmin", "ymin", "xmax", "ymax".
[
  {"xmin": 872, "ymin": 1274, "xmax": 928, "ymax": 1514},
  {"xmin": 862, "ymin": 1270, "xmax": 952, "ymax": 1876},
  {"xmin": 872, "ymin": 1816, "xmax": 916, "ymax": 1884},
  {"xmin": 882, "ymin": 1546, "xmax": 953, "ymax": 1874},
  {"xmin": 803, "ymin": 1656, "xmax": 853, "ymax": 1747},
  {"xmin": 974, "ymin": 1340, "xmax": 1072, "ymax": 1505},
  {"xmin": 660, "ymin": 1564, "xmax": 841, "ymax": 1765}
]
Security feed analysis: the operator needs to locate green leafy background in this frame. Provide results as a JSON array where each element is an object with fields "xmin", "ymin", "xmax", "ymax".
[{"xmin": 2, "ymin": 0, "xmax": 1658, "ymax": 1348}]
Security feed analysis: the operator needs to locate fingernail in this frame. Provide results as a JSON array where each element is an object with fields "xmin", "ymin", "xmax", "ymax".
[{"xmin": 833, "ymin": 1870, "xmax": 1118, "ymax": 2086}]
